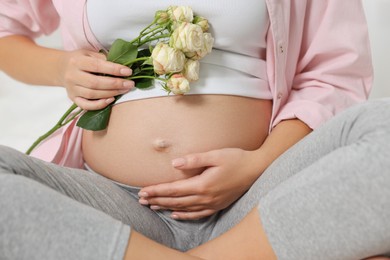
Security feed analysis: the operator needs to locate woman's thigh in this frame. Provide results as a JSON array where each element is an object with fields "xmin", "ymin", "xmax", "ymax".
[
  {"xmin": 0, "ymin": 145, "xmax": 175, "ymax": 247},
  {"xmin": 255, "ymin": 104, "xmax": 390, "ymax": 259},
  {"xmin": 0, "ymin": 173, "xmax": 131, "ymax": 260},
  {"xmin": 210, "ymin": 98, "xmax": 390, "ymax": 258}
]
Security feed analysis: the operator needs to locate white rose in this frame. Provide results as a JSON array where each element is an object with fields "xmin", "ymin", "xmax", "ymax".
[
  {"xmin": 170, "ymin": 22, "xmax": 204, "ymax": 53},
  {"xmin": 151, "ymin": 43, "xmax": 185, "ymax": 75},
  {"xmin": 155, "ymin": 10, "xmax": 169, "ymax": 25},
  {"xmin": 201, "ymin": 32, "xmax": 214, "ymax": 54},
  {"xmin": 167, "ymin": 6, "xmax": 194, "ymax": 23},
  {"xmin": 185, "ymin": 33, "xmax": 214, "ymax": 60},
  {"xmin": 193, "ymin": 16, "xmax": 210, "ymax": 32},
  {"xmin": 166, "ymin": 74, "xmax": 190, "ymax": 95},
  {"xmin": 183, "ymin": 59, "xmax": 200, "ymax": 82}
]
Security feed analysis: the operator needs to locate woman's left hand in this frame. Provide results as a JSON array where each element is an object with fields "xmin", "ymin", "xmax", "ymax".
[{"xmin": 138, "ymin": 148, "xmax": 261, "ymax": 220}]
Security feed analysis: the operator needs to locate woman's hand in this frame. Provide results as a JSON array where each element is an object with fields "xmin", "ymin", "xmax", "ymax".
[
  {"xmin": 58, "ymin": 49, "xmax": 135, "ymax": 110},
  {"xmin": 138, "ymin": 148, "xmax": 263, "ymax": 220}
]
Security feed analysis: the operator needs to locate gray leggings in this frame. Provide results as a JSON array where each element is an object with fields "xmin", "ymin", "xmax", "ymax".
[{"xmin": 1, "ymin": 99, "xmax": 390, "ymax": 260}]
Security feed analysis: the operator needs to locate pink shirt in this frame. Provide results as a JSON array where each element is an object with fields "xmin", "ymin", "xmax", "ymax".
[{"xmin": 0, "ymin": 0, "xmax": 373, "ymax": 168}]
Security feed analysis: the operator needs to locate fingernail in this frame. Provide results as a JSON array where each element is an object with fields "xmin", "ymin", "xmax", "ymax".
[
  {"xmin": 138, "ymin": 191, "xmax": 148, "ymax": 197},
  {"xmin": 172, "ymin": 158, "xmax": 185, "ymax": 167},
  {"xmin": 120, "ymin": 68, "xmax": 132, "ymax": 75},
  {"xmin": 150, "ymin": 205, "xmax": 161, "ymax": 210},
  {"xmin": 105, "ymin": 98, "xmax": 114, "ymax": 104},
  {"xmin": 171, "ymin": 214, "xmax": 179, "ymax": 219},
  {"xmin": 123, "ymin": 81, "xmax": 133, "ymax": 88},
  {"xmin": 139, "ymin": 199, "xmax": 149, "ymax": 205}
]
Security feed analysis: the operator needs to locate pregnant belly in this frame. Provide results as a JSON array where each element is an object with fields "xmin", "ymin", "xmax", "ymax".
[{"xmin": 82, "ymin": 95, "xmax": 272, "ymax": 187}]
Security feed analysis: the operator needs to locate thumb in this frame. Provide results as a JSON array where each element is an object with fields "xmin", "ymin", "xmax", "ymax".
[{"xmin": 172, "ymin": 151, "xmax": 216, "ymax": 170}]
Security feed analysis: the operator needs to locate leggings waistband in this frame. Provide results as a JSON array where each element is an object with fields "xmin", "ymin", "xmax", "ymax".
[{"xmin": 83, "ymin": 163, "xmax": 141, "ymax": 195}]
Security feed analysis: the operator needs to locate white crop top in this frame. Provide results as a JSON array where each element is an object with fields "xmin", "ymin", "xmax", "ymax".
[{"xmin": 86, "ymin": 1, "xmax": 271, "ymax": 103}]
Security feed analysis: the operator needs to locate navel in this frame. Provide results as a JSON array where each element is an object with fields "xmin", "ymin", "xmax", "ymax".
[{"xmin": 152, "ymin": 139, "xmax": 171, "ymax": 152}]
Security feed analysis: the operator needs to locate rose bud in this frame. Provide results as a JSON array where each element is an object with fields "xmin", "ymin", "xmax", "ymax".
[
  {"xmin": 167, "ymin": 6, "xmax": 194, "ymax": 23},
  {"xmin": 166, "ymin": 74, "xmax": 190, "ymax": 95},
  {"xmin": 183, "ymin": 59, "xmax": 200, "ymax": 82}
]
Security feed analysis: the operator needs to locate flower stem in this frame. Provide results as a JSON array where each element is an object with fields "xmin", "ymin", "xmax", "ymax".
[
  {"xmin": 142, "ymin": 67, "xmax": 155, "ymax": 71},
  {"xmin": 26, "ymin": 103, "xmax": 82, "ymax": 155},
  {"xmin": 127, "ymin": 75, "xmax": 167, "ymax": 82},
  {"xmin": 138, "ymin": 19, "xmax": 158, "ymax": 38},
  {"xmin": 129, "ymin": 19, "xmax": 160, "ymax": 46},
  {"xmin": 123, "ymin": 57, "xmax": 149, "ymax": 66},
  {"xmin": 142, "ymin": 25, "xmax": 167, "ymax": 38},
  {"xmin": 138, "ymin": 34, "xmax": 170, "ymax": 46}
]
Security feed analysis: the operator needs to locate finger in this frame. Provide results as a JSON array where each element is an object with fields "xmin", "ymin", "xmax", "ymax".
[
  {"xmin": 148, "ymin": 204, "xmax": 207, "ymax": 212},
  {"xmin": 147, "ymin": 203, "xmax": 207, "ymax": 212},
  {"xmin": 140, "ymin": 195, "xmax": 204, "ymax": 210},
  {"xmin": 138, "ymin": 176, "xmax": 202, "ymax": 198},
  {"xmin": 171, "ymin": 151, "xmax": 217, "ymax": 170},
  {"xmin": 74, "ymin": 96, "xmax": 115, "ymax": 110},
  {"xmin": 75, "ymin": 84, "xmax": 131, "ymax": 101},
  {"xmin": 76, "ymin": 70, "xmax": 134, "ymax": 91},
  {"xmin": 80, "ymin": 54, "xmax": 133, "ymax": 77},
  {"xmin": 171, "ymin": 209, "xmax": 216, "ymax": 220},
  {"xmin": 87, "ymin": 51, "xmax": 107, "ymax": 60}
]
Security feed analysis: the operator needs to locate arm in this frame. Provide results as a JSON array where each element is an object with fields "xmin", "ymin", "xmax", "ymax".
[
  {"xmin": 0, "ymin": 35, "xmax": 64, "ymax": 86},
  {"xmin": 0, "ymin": 35, "xmax": 134, "ymax": 110},
  {"xmin": 0, "ymin": 0, "xmax": 134, "ymax": 110},
  {"xmin": 138, "ymin": 119, "xmax": 311, "ymax": 220},
  {"xmin": 248, "ymin": 119, "xmax": 312, "ymax": 176}
]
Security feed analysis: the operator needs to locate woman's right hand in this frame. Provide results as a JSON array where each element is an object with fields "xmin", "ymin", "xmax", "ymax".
[{"xmin": 57, "ymin": 49, "xmax": 134, "ymax": 110}]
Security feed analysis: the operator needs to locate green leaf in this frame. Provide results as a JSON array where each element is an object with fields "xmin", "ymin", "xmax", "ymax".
[
  {"xmin": 135, "ymin": 78, "xmax": 154, "ymax": 89},
  {"xmin": 107, "ymin": 39, "xmax": 138, "ymax": 65},
  {"xmin": 142, "ymin": 57, "xmax": 153, "ymax": 66},
  {"xmin": 77, "ymin": 105, "xmax": 113, "ymax": 131}
]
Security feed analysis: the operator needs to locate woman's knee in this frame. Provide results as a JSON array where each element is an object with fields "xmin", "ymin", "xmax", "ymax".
[
  {"xmin": 333, "ymin": 99, "xmax": 390, "ymax": 146},
  {"xmin": 0, "ymin": 144, "xmax": 22, "ymax": 163},
  {"xmin": 0, "ymin": 145, "xmax": 21, "ymax": 173},
  {"xmin": 352, "ymin": 98, "xmax": 390, "ymax": 127}
]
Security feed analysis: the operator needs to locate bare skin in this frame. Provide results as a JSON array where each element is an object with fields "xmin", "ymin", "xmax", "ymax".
[
  {"xmin": 82, "ymin": 95, "xmax": 273, "ymax": 187},
  {"xmin": 138, "ymin": 118, "xmax": 312, "ymax": 220}
]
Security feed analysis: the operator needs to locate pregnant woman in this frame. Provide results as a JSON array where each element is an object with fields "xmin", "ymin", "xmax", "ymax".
[{"xmin": 1, "ymin": 1, "xmax": 389, "ymax": 259}]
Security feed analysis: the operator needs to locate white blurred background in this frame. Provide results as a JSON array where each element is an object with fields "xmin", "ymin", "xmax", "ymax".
[{"xmin": 1, "ymin": 0, "xmax": 389, "ymax": 153}]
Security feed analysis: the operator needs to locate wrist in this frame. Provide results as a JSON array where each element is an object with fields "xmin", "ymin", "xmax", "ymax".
[
  {"xmin": 52, "ymin": 50, "xmax": 69, "ymax": 87},
  {"xmin": 242, "ymin": 149, "xmax": 270, "ymax": 182},
  {"xmin": 244, "ymin": 119, "xmax": 313, "ymax": 181}
]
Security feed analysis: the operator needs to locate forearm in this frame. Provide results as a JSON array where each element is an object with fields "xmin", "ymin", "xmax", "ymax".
[
  {"xmin": 0, "ymin": 35, "xmax": 64, "ymax": 86},
  {"xmin": 0, "ymin": 34, "xmax": 135, "ymax": 110},
  {"xmin": 249, "ymin": 119, "xmax": 312, "ymax": 177}
]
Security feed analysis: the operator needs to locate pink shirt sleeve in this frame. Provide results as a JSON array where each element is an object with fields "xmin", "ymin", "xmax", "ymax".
[
  {"xmin": 0, "ymin": 0, "xmax": 60, "ymax": 38},
  {"xmin": 272, "ymin": 0, "xmax": 373, "ymax": 130}
]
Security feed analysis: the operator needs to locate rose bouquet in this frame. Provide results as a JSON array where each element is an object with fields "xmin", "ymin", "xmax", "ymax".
[{"xmin": 26, "ymin": 6, "xmax": 213, "ymax": 155}]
